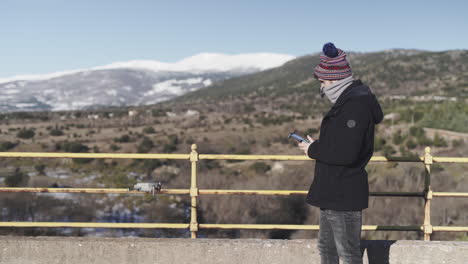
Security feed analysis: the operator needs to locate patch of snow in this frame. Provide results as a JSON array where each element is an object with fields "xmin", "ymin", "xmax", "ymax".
[
  {"xmin": 52, "ymin": 104, "xmax": 72, "ymax": 111},
  {"xmin": 181, "ymin": 77, "xmax": 203, "ymax": 85},
  {"xmin": 106, "ymin": 89, "xmax": 118, "ymax": 96},
  {"xmin": 43, "ymin": 89, "xmax": 55, "ymax": 94},
  {"xmin": 52, "ymin": 193, "xmax": 74, "ymax": 200},
  {"xmin": 203, "ymin": 79, "xmax": 212, "ymax": 86},
  {"xmin": 46, "ymin": 169, "xmax": 71, "ymax": 179},
  {"xmin": 98, "ymin": 53, "xmax": 295, "ymax": 73},
  {"xmin": 145, "ymin": 78, "xmax": 203, "ymax": 96},
  {"xmin": 72, "ymin": 100, "xmax": 94, "ymax": 107},
  {"xmin": 150, "ymin": 78, "xmax": 204, "ymax": 97},
  {"xmin": 3, "ymin": 89, "xmax": 19, "ymax": 94},
  {"xmin": 174, "ymin": 53, "xmax": 295, "ymax": 73},
  {"xmin": 0, "ymin": 69, "xmax": 84, "ymax": 84},
  {"xmin": 185, "ymin": 110, "xmax": 199, "ymax": 117},
  {"xmin": 15, "ymin": 103, "xmax": 37, "ymax": 108}
]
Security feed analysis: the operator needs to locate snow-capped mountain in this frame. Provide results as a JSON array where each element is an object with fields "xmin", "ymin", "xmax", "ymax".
[{"xmin": 0, "ymin": 53, "xmax": 294, "ymax": 112}]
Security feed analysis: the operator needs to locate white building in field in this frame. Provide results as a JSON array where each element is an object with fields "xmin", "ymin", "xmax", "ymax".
[{"xmin": 128, "ymin": 110, "xmax": 138, "ymax": 117}]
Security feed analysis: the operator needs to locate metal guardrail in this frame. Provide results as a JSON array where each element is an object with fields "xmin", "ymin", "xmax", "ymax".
[{"xmin": 0, "ymin": 145, "xmax": 467, "ymax": 240}]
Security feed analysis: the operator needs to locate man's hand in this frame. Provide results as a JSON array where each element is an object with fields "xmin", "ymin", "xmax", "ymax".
[{"xmin": 298, "ymin": 135, "xmax": 315, "ymax": 155}]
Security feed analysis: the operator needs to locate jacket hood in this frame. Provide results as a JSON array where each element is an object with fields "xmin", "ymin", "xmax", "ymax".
[{"xmin": 334, "ymin": 80, "xmax": 384, "ymax": 124}]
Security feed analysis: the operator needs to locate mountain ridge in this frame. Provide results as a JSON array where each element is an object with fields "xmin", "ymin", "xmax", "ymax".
[
  {"xmin": 0, "ymin": 53, "xmax": 295, "ymax": 84},
  {"xmin": 171, "ymin": 49, "xmax": 468, "ymax": 104},
  {"xmin": 0, "ymin": 53, "xmax": 295, "ymax": 112}
]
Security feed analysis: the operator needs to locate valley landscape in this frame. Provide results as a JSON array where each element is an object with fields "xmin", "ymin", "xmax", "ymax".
[{"xmin": 0, "ymin": 49, "xmax": 467, "ymax": 241}]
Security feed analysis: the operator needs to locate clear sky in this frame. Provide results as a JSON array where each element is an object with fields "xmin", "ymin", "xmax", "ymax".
[{"xmin": 1, "ymin": 0, "xmax": 467, "ymax": 78}]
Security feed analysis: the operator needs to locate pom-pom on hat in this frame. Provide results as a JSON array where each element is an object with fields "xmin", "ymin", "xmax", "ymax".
[{"xmin": 314, "ymin": 42, "xmax": 352, "ymax": 80}]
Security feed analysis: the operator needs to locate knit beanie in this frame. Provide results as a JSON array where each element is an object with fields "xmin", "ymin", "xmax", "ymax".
[{"xmin": 314, "ymin": 42, "xmax": 352, "ymax": 80}]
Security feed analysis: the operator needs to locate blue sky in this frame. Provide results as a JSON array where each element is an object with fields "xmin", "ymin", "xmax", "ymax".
[{"xmin": 1, "ymin": 0, "xmax": 467, "ymax": 78}]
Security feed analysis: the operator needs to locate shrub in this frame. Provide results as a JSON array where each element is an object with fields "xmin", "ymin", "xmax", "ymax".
[
  {"xmin": 50, "ymin": 129, "xmax": 64, "ymax": 136},
  {"xmin": 374, "ymin": 137, "xmax": 386, "ymax": 152},
  {"xmin": 5, "ymin": 169, "xmax": 29, "ymax": 187},
  {"xmin": 16, "ymin": 129, "xmax": 35, "ymax": 139},
  {"xmin": 204, "ymin": 160, "xmax": 221, "ymax": 170},
  {"xmin": 59, "ymin": 141, "xmax": 89, "ymax": 153},
  {"xmin": 398, "ymin": 145, "xmax": 417, "ymax": 159},
  {"xmin": 244, "ymin": 105, "xmax": 256, "ymax": 113},
  {"xmin": 104, "ymin": 172, "xmax": 136, "ymax": 188},
  {"xmin": 250, "ymin": 162, "xmax": 271, "ymax": 174},
  {"xmin": 110, "ymin": 144, "xmax": 121, "ymax": 151},
  {"xmin": 57, "ymin": 141, "xmax": 93, "ymax": 164},
  {"xmin": 137, "ymin": 137, "xmax": 154, "ymax": 153},
  {"xmin": 143, "ymin": 127, "xmax": 156, "ymax": 134},
  {"xmin": 34, "ymin": 164, "xmax": 46, "ymax": 175},
  {"xmin": 416, "ymin": 136, "xmax": 432, "ymax": 147},
  {"xmin": 151, "ymin": 109, "xmax": 166, "ymax": 117},
  {"xmin": 93, "ymin": 146, "xmax": 100, "ymax": 153},
  {"xmin": 433, "ymin": 134, "xmax": 448, "ymax": 147},
  {"xmin": 234, "ymin": 146, "xmax": 251, "ymax": 155},
  {"xmin": 382, "ymin": 145, "xmax": 396, "ymax": 157},
  {"xmin": 409, "ymin": 126, "xmax": 425, "ymax": 138},
  {"xmin": 114, "ymin": 134, "xmax": 131, "ymax": 143},
  {"xmin": 163, "ymin": 135, "xmax": 179, "ymax": 153},
  {"xmin": 0, "ymin": 141, "xmax": 16, "ymax": 151},
  {"xmin": 256, "ymin": 115, "xmax": 293, "ymax": 126},
  {"xmin": 406, "ymin": 139, "xmax": 417, "ymax": 150},
  {"xmin": 392, "ymin": 130, "xmax": 406, "ymax": 145},
  {"xmin": 141, "ymin": 160, "xmax": 164, "ymax": 176},
  {"xmin": 452, "ymin": 139, "xmax": 465, "ymax": 148}
]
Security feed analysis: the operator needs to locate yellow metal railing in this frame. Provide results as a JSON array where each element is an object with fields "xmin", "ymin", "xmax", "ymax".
[{"xmin": 0, "ymin": 145, "xmax": 467, "ymax": 240}]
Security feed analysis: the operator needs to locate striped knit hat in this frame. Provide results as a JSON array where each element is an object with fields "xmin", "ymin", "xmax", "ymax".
[{"xmin": 314, "ymin": 42, "xmax": 352, "ymax": 80}]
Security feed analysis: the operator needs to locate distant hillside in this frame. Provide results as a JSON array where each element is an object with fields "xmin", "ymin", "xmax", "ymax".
[
  {"xmin": 0, "ymin": 53, "xmax": 294, "ymax": 112},
  {"xmin": 171, "ymin": 49, "xmax": 468, "ymax": 107}
]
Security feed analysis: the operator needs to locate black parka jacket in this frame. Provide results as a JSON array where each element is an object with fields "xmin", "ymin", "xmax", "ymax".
[{"xmin": 306, "ymin": 80, "xmax": 383, "ymax": 211}]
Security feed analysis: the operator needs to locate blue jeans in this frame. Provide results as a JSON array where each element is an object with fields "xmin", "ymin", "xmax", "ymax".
[{"xmin": 318, "ymin": 209, "xmax": 363, "ymax": 264}]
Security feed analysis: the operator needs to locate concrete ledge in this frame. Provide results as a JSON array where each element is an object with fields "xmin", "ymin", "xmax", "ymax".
[{"xmin": 0, "ymin": 237, "xmax": 467, "ymax": 264}]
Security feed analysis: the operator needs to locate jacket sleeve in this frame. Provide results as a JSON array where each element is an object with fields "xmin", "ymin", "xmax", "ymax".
[{"xmin": 307, "ymin": 99, "xmax": 370, "ymax": 166}]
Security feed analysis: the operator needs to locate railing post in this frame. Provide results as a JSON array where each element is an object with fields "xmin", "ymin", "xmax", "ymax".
[
  {"xmin": 189, "ymin": 144, "xmax": 199, "ymax": 238},
  {"xmin": 423, "ymin": 146, "xmax": 433, "ymax": 241}
]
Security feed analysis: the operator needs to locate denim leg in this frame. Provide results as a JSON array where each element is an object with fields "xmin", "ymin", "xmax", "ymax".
[
  {"xmin": 318, "ymin": 209, "xmax": 339, "ymax": 264},
  {"xmin": 327, "ymin": 210, "xmax": 363, "ymax": 264}
]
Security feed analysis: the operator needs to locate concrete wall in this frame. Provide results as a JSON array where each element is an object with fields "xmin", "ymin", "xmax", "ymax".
[{"xmin": 0, "ymin": 237, "xmax": 467, "ymax": 264}]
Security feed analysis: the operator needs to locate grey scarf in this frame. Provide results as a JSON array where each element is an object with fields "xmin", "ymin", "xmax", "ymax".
[{"xmin": 320, "ymin": 76, "xmax": 354, "ymax": 104}]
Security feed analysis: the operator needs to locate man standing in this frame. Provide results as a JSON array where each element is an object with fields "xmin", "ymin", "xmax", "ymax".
[{"xmin": 298, "ymin": 43, "xmax": 383, "ymax": 264}]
